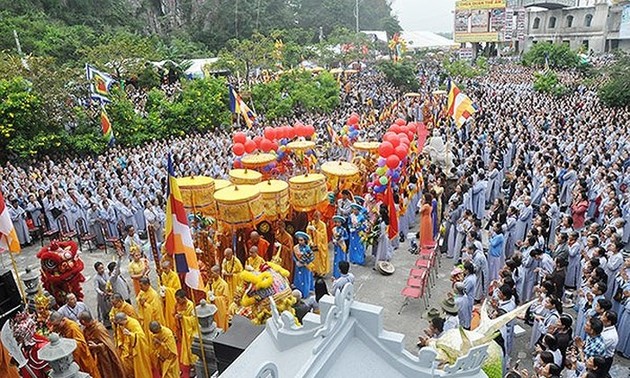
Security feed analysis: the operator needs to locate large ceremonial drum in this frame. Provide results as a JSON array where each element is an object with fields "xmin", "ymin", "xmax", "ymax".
[
  {"xmin": 353, "ymin": 141, "xmax": 380, "ymax": 152},
  {"xmin": 241, "ymin": 153, "xmax": 276, "ymax": 169},
  {"xmin": 320, "ymin": 161, "xmax": 359, "ymax": 178},
  {"xmin": 213, "ymin": 185, "xmax": 264, "ymax": 226},
  {"xmin": 256, "ymin": 180, "xmax": 289, "ymax": 219},
  {"xmin": 176, "ymin": 176, "xmax": 216, "ymax": 215},
  {"xmin": 229, "ymin": 169, "xmax": 263, "ymax": 185},
  {"xmin": 288, "ymin": 173, "xmax": 327, "ymax": 212}
]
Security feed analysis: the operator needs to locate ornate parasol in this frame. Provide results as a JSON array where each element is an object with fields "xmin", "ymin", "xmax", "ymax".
[
  {"xmin": 285, "ymin": 141, "xmax": 316, "ymax": 151},
  {"xmin": 256, "ymin": 180, "xmax": 290, "ymax": 220},
  {"xmin": 404, "ymin": 92, "xmax": 422, "ymax": 97},
  {"xmin": 241, "ymin": 153, "xmax": 277, "ymax": 169},
  {"xmin": 352, "ymin": 141, "xmax": 380, "ymax": 152},
  {"xmin": 320, "ymin": 161, "xmax": 359, "ymax": 178},
  {"xmin": 176, "ymin": 176, "xmax": 216, "ymax": 215},
  {"xmin": 432, "ymin": 90, "xmax": 447, "ymax": 96},
  {"xmin": 213, "ymin": 185, "xmax": 264, "ymax": 226},
  {"xmin": 229, "ymin": 169, "xmax": 263, "ymax": 185},
  {"xmin": 288, "ymin": 173, "xmax": 327, "ymax": 212},
  {"xmin": 214, "ymin": 179, "xmax": 232, "ymax": 192}
]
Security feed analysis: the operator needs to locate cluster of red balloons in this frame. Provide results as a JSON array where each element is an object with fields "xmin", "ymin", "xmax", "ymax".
[
  {"xmin": 376, "ymin": 118, "xmax": 418, "ymax": 169},
  {"xmin": 231, "ymin": 123, "xmax": 316, "ymax": 156}
]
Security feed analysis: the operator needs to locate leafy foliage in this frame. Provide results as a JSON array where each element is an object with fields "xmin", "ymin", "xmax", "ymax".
[
  {"xmin": 598, "ymin": 52, "xmax": 630, "ymax": 107},
  {"xmin": 376, "ymin": 60, "xmax": 419, "ymax": 92},
  {"xmin": 443, "ymin": 57, "xmax": 487, "ymax": 79},
  {"xmin": 251, "ymin": 71, "xmax": 340, "ymax": 120},
  {"xmin": 522, "ymin": 42, "xmax": 579, "ymax": 69},
  {"xmin": 533, "ymin": 70, "xmax": 567, "ymax": 97}
]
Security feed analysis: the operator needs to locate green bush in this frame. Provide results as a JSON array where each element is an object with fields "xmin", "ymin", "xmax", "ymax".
[
  {"xmin": 443, "ymin": 58, "xmax": 487, "ymax": 79},
  {"xmin": 522, "ymin": 42, "xmax": 579, "ymax": 69},
  {"xmin": 598, "ymin": 52, "xmax": 630, "ymax": 107},
  {"xmin": 533, "ymin": 70, "xmax": 567, "ymax": 97},
  {"xmin": 376, "ymin": 60, "xmax": 419, "ymax": 92}
]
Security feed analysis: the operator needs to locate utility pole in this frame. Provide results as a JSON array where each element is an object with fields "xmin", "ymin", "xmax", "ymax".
[
  {"xmin": 13, "ymin": 30, "xmax": 29, "ymax": 70},
  {"xmin": 355, "ymin": 0, "xmax": 360, "ymax": 33},
  {"xmin": 235, "ymin": 0, "xmax": 239, "ymax": 38}
]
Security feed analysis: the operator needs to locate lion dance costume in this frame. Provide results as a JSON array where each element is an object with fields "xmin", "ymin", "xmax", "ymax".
[{"xmin": 36, "ymin": 240, "xmax": 85, "ymax": 307}]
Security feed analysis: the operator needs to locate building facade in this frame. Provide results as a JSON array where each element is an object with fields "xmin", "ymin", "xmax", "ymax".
[{"xmin": 523, "ymin": 0, "xmax": 630, "ymax": 52}]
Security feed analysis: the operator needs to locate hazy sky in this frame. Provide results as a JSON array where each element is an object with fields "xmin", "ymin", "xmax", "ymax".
[{"xmin": 390, "ymin": 0, "xmax": 456, "ymax": 33}]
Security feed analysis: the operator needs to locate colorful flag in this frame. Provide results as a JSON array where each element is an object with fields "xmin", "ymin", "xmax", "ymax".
[
  {"xmin": 86, "ymin": 64, "xmax": 115, "ymax": 103},
  {"xmin": 100, "ymin": 107, "xmax": 115, "ymax": 146},
  {"xmin": 0, "ymin": 190, "xmax": 20, "ymax": 253},
  {"xmin": 164, "ymin": 155, "xmax": 204, "ymax": 290},
  {"xmin": 228, "ymin": 84, "xmax": 257, "ymax": 128},
  {"xmin": 383, "ymin": 183, "xmax": 399, "ymax": 241},
  {"xmin": 326, "ymin": 122, "xmax": 338, "ymax": 144},
  {"xmin": 446, "ymin": 79, "xmax": 479, "ymax": 127}
]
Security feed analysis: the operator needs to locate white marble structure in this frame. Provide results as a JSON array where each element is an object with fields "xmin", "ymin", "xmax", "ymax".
[{"xmin": 219, "ymin": 284, "xmax": 489, "ymax": 378}]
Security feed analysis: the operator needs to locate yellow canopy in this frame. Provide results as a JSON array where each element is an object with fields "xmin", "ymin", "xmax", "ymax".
[
  {"xmin": 229, "ymin": 169, "xmax": 263, "ymax": 185},
  {"xmin": 320, "ymin": 161, "xmax": 359, "ymax": 178},
  {"xmin": 213, "ymin": 185, "xmax": 264, "ymax": 225},
  {"xmin": 286, "ymin": 141, "xmax": 316, "ymax": 151},
  {"xmin": 404, "ymin": 92, "xmax": 422, "ymax": 97},
  {"xmin": 353, "ymin": 141, "xmax": 380, "ymax": 152},
  {"xmin": 256, "ymin": 180, "xmax": 290, "ymax": 219},
  {"xmin": 175, "ymin": 176, "xmax": 216, "ymax": 215},
  {"xmin": 288, "ymin": 173, "xmax": 327, "ymax": 212},
  {"xmin": 241, "ymin": 153, "xmax": 276, "ymax": 168},
  {"xmin": 432, "ymin": 90, "xmax": 447, "ymax": 95},
  {"xmin": 214, "ymin": 179, "xmax": 232, "ymax": 192}
]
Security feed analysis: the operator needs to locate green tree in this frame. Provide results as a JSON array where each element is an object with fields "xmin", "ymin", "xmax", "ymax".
[
  {"xmin": 533, "ymin": 70, "xmax": 566, "ymax": 97},
  {"xmin": 598, "ymin": 52, "xmax": 630, "ymax": 107},
  {"xmin": 522, "ymin": 42, "xmax": 579, "ymax": 69},
  {"xmin": 376, "ymin": 60, "xmax": 419, "ymax": 92}
]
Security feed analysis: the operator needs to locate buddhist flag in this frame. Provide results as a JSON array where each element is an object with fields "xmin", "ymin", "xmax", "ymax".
[
  {"xmin": 446, "ymin": 79, "xmax": 479, "ymax": 127},
  {"xmin": 164, "ymin": 155, "xmax": 204, "ymax": 290},
  {"xmin": 86, "ymin": 64, "xmax": 115, "ymax": 103},
  {"xmin": 0, "ymin": 190, "xmax": 20, "ymax": 253},
  {"xmin": 100, "ymin": 107, "xmax": 115, "ymax": 146},
  {"xmin": 228, "ymin": 84, "xmax": 257, "ymax": 128}
]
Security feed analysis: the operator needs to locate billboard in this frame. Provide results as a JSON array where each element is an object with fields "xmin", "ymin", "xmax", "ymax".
[
  {"xmin": 454, "ymin": 0, "xmax": 507, "ymax": 43},
  {"xmin": 621, "ymin": 5, "xmax": 630, "ymax": 40}
]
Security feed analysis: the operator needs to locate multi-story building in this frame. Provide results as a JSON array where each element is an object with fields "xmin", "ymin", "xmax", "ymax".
[{"xmin": 522, "ymin": 0, "xmax": 630, "ymax": 52}]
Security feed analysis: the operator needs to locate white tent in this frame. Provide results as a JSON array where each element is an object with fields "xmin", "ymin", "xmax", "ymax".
[
  {"xmin": 361, "ymin": 30, "xmax": 388, "ymax": 43},
  {"xmin": 184, "ymin": 58, "xmax": 220, "ymax": 78},
  {"xmin": 400, "ymin": 31, "xmax": 458, "ymax": 50}
]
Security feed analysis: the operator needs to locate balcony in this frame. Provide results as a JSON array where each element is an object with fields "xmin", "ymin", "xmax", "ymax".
[{"xmin": 522, "ymin": 0, "xmax": 576, "ymax": 9}]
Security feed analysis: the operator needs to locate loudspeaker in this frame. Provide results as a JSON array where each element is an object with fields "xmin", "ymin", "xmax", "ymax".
[{"xmin": 0, "ymin": 270, "xmax": 23, "ymax": 328}]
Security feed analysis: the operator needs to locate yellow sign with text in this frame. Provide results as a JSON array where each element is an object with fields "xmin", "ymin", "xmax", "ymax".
[
  {"xmin": 454, "ymin": 32, "xmax": 501, "ymax": 43},
  {"xmin": 456, "ymin": 0, "xmax": 506, "ymax": 10}
]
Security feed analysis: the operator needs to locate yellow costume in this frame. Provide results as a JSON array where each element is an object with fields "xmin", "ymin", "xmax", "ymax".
[
  {"xmin": 308, "ymin": 219, "xmax": 329, "ymax": 276},
  {"xmin": 57, "ymin": 319, "xmax": 101, "ymax": 378},
  {"xmin": 222, "ymin": 256, "xmax": 243, "ymax": 300},
  {"xmin": 275, "ymin": 229, "xmax": 294, "ymax": 281},
  {"xmin": 175, "ymin": 298, "xmax": 199, "ymax": 366},
  {"xmin": 208, "ymin": 278, "xmax": 230, "ymax": 331},
  {"xmin": 246, "ymin": 255, "xmax": 266, "ymax": 271},
  {"xmin": 110, "ymin": 301, "xmax": 138, "ymax": 348},
  {"xmin": 119, "ymin": 317, "xmax": 152, "ymax": 378},
  {"xmin": 137, "ymin": 286, "xmax": 166, "ymax": 337},
  {"xmin": 152, "ymin": 326, "xmax": 180, "ymax": 378},
  {"xmin": 128, "ymin": 259, "xmax": 147, "ymax": 296},
  {"xmin": 161, "ymin": 270, "xmax": 181, "ymax": 332}
]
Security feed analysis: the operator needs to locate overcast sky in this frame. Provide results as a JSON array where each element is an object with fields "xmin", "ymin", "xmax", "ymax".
[{"xmin": 390, "ymin": 0, "xmax": 456, "ymax": 33}]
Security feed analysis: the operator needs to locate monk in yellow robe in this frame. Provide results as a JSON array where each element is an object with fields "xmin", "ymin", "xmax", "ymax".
[
  {"xmin": 48, "ymin": 312, "xmax": 101, "ymax": 378},
  {"xmin": 245, "ymin": 246, "xmax": 266, "ymax": 271},
  {"xmin": 79, "ymin": 311, "xmax": 126, "ymax": 378},
  {"xmin": 136, "ymin": 277, "xmax": 166, "ymax": 337},
  {"xmin": 246, "ymin": 231, "xmax": 271, "ymax": 261},
  {"xmin": 113, "ymin": 312, "xmax": 152, "ymax": 378},
  {"xmin": 128, "ymin": 248, "xmax": 149, "ymax": 296},
  {"xmin": 149, "ymin": 322, "xmax": 180, "ymax": 378},
  {"xmin": 308, "ymin": 211, "xmax": 330, "ymax": 276},
  {"xmin": 274, "ymin": 221, "xmax": 294, "ymax": 281},
  {"xmin": 160, "ymin": 261, "xmax": 181, "ymax": 332},
  {"xmin": 175, "ymin": 289, "xmax": 199, "ymax": 367},
  {"xmin": 221, "ymin": 248, "xmax": 243, "ymax": 299},
  {"xmin": 207, "ymin": 265, "xmax": 230, "ymax": 331}
]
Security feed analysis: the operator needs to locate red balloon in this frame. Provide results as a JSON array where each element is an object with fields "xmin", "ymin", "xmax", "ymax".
[
  {"xmin": 271, "ymin": 140, "xmax": 279, "ymax": 151},
  {"xmin": 232, "ymin": 143, "xmax": 245, "ymax": 156},
  {"xmin": 389, "ymin": 124, "xmax": 401, "ymax": 134},
  {"xmin": 233, "ymin": 132, "xmax": 247, "ymax": 144},
  {"xmin": 244, "ymin": 140, "xmax": 257, "ymax": 153},
  {"xmin": 378, "ymin": 141, "xmax": 394, "ymax": 158},
  {"xmin": 395, "ymin": 118, "xmax": 406, "ymax": 126},
  {"xmin": 277, "ymin": 126, "xmax": 287, "ymax": 139},
  {"xmin": 253, "ymin": 136, "xmax": 263, "ymax": 148},
  {"xmin": 260, "ymin": 138, "xmax": 274, "ymax": 152},
  {"xmin": 406, "ymin": 130, "xmax": 414, "ymax": 140},
  {"xmin": 305, "ymin": 124, "xmax": 316, "ymax": 137},
  {"xmin": 264, "ymin": 127, "xmax": 276, "ymax": 140},
  {"xmin": 382, "ymin": 132, "xmax": 396, "ymax": 143},
  {"xmin": 386, "ymin": 155, "xmax": 401, "ymax": 169},
  {"xmin": 348, "ymin": 114, "xmax": 359, "ymax": 125},
  {"xmin": 389, "ymin": 135, "xmax": 401, "ymax": 148},
  {"xmin": 394, "ymin": 145, "xmax": 408, "ymax": 160},
  {"xmin": 400, "ymin": 125, "xmax": 409, "ymax": 134},
  {"xmin": 407, "ymin": 122, "xmax": 417, "ymax": 132},
  {"xmin": 286, "ymin": 127, "xmax": 296, "ymax": 139},
  {"xmin": 233, "ymin": 160, "xmax": 243, "ymax": 168}
]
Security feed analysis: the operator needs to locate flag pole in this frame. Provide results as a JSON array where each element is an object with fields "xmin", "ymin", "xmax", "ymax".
[{"xmin": 1, "ymin": 238, "xmax": 27, "ymax": 304}]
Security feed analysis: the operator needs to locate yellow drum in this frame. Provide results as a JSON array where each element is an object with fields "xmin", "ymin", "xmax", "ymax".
[
  {"xmin": 288, "ymin": 173, "xmax": 327, "ymax": 212},
  {"xmin": 320, "ymin": 161, "xmax": 359, "ymax": 178},
  {"xmin": 286, "ymin": 140, "xmax": 316, "ymax": 151},
  {"xmin": 176, "ymin": 176, "xmax": 216, "ymax": 215},
  {"xmin": 353, "ymin": 141, "xmax": 380, "ymax": 152},
  {"xmin": 256, "ymin": 180, "xmax": 289, "ymax": 219},
  {"xmin": 241, "ymin": 153, "xmax": 276, "ymax": 168},
  {"xmin": 214, "ymin": 179, "xmax": 232, "ymax": 192},
  {"xmin": 213, "ymin": 185, "xmax": 264, "ymax": 226},
  {"xmin": 229, "ymin": 169, "xmax": 263, "ymax": 185}
]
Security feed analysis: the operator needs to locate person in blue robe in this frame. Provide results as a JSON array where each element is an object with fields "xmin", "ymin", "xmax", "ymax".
[
  {"xmin": 332, "ymin": 216, "xmax": 349, "ymax": 278},
  {"xmin": 348, "ymin": 204, "xmax": 366, "ymax": 265},
  {"xmin": 293, "ymin": 231, "xmax": 315, "ymax": 298},
  {"xmin": 488, "ymin": 224, "xmax": 505, "ymax": 282}
]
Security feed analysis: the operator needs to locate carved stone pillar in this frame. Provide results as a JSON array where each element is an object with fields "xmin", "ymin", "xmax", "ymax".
[
  {"xmin": 37, "ymin": 333, "xmax": 91, "ymax": 378},
  {"xmin": 191, "ymin": 300, "xmax": 222, "ymax": 378}
]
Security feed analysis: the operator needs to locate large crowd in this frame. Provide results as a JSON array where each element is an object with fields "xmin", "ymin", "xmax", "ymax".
[{"xmin": 1, "ymin": 58, "xmax": 630, "ymax": 378}]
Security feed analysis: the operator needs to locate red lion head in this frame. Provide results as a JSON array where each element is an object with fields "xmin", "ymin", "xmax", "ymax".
[{"xmin": 37, "ymin": 240, "xmax": 85, "ymax": 307}]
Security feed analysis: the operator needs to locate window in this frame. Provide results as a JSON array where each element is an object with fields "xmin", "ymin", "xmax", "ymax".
[
  {"xmin": 582, "ymin": 40, "xmax": 589, "ymax": 50},
  {"xmin": 549, "ymin": 16, "xmax": 556, "ymax": 28},
  {"xmin": 566, "ymin": 15, "xmax": 574, "ymax": 28},
  {"xmin": 533, "ymin": 17, "xmax": 540, "ymax": 29},
  {"xmin": 585, "ymin": 14, "xmax": 593, "ymax": 27}
]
